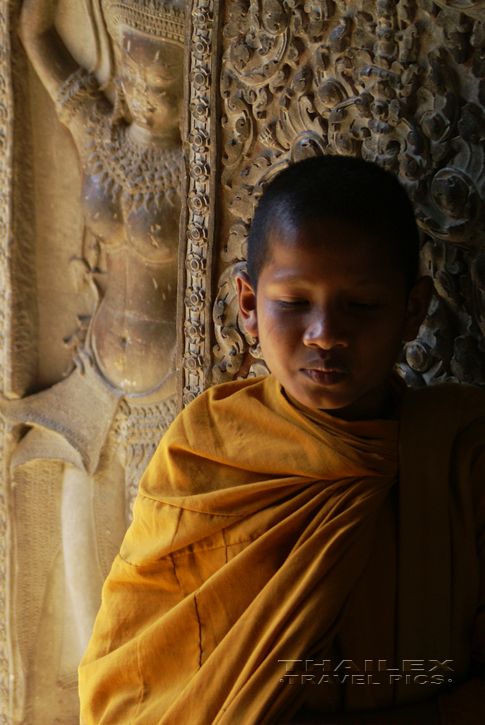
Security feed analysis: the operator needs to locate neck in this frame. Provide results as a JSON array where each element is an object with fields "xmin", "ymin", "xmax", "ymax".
[
  {"xmin": 324, "ymin": 378, "xmax": 398, "ymax": 422},
  {"xmin": 128, "ymin": 122, "xmax": 181, "ymax": 150}
]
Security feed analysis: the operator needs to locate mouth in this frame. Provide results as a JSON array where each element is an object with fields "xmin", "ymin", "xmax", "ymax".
[
  {"xmin": 301, "ymin": 367, "xmax": 347, "ymax": 386},
  {"xmin": 130, "ymin": 100, "xmax": 155, "ymax": 114}
]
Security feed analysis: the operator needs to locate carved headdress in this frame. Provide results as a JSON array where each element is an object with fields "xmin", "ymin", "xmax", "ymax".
[{"xmin": 102, "ymin": 0, "xmax": 185, "ymax": 44}]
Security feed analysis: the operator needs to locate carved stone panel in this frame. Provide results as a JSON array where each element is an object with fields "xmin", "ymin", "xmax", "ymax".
[
  {"xmin": 211, "ymin": 0, "xmax": 485, "ymax": 389},
  {"xmin": 2, "ymin": 0, "xmax": 187, "ymax": 722}
]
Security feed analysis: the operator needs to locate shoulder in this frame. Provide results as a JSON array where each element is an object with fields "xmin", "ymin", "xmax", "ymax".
[
  {"xmin": 403, "ymin": 380, "xmax": 485, "ymax": 404},
  {"xmin": 173, "ymin": 375, "xmax": 274, "ymax": 433},
  {"xmin": 137, "ymin": 375, "xmax": 277, "ymax": 500},
  {"xmin": 402, "ymin": 381, "xmax": 485, "ymax": 432},
  {"xmin": 183, "ymin": 374, "xmax": 272, "ymax": 409},
  {"xmin": 153, "ymin": 375, "xmax": 281, "ymax": 463}
]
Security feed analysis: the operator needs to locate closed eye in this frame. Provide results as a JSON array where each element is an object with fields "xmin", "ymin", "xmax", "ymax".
[
  {"xmin": 277, "ymin": 299, "xmax": 310, "ymax": 309},
  {"xmin": 153, "ymin": 65, "xmax": 181, "ymax": 80}
]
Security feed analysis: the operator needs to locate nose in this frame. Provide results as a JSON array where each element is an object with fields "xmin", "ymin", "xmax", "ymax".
[
  {"xmin": 302, "ymin": 306, "xmax": 349, "ymax": 350},
  {"xmin": 129, "ymin": 75, "xmax": 153, "ymax": 113}
]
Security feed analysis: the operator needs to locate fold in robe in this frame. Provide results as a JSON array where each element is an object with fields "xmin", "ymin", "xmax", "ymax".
[{"xmin": 79, "ymin": 374, "xmax": 484, "ymax": 725}]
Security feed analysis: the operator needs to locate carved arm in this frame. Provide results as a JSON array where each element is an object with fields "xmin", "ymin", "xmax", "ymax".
[{"xmin": 20, "ymin": 0, "xmax": 79, "ymax": 102}]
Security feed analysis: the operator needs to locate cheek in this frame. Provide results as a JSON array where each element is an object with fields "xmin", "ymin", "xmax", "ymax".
[
  {"xmin": 370, "ymin": 320, "xmax": 406, "ymax": 363},
  {"xmin": 161, "ymin": 84, "xmax": 183, "ymax": 109},
  {"xmin": 151, "ymin": 87, "xmax": 183, "ymax": 118},
  {"xmin": 259, "ymin": 314, "xmax": 300, "ymax": 354}
]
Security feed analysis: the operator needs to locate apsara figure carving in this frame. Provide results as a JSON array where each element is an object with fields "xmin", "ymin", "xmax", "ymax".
[{"xmin": 0, "ymin": 0, "xmax": 185, "ymax": 714}]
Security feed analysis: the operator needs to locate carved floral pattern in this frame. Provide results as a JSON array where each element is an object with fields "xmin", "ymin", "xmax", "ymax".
[{"xmin": 214, "ymin": 0, "xmax": 485, "ymax": 388}]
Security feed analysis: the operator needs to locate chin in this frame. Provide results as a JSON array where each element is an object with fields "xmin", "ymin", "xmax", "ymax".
[
  {"xmin": 292, "ymin": 380, "xmax": 352, "ymax": 411},
  {"xmin": 305, "ymin": 387, "xmax": 370, "ymax": 415},
  {"xmin": 288, "ymin": 388, "xmax": 344, "ymax": 411}
]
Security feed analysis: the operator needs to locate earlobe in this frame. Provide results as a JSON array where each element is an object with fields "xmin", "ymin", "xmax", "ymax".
[
  {"xmin": 402, "ymin": 275, "xmax": 435, "ymax": 342},
  {"xmin": 236, "ymin": 271, "xmax": 259, "ymax": 337}
]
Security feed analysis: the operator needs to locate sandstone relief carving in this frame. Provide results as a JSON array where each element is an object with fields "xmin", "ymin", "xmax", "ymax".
[
  {"xmin": 213, "ymin": 0, "xmax": 485, "ymax": 390},
  {"xmin": 0, "ymin": 0, "xmax": 186, "ymax": 720},
  {"xmin": 180, "ymin": 0, "xmax": 221, "ymax": 405}
]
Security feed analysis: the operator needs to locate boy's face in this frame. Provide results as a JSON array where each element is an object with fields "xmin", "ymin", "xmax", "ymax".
[{"xmin": 237, "ymin": 218, "xmax": 432, "ymax": 420}]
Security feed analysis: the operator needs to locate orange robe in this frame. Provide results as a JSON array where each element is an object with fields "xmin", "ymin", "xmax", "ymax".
[{"xmin": 79, "ymin": 375, "xmax": 485, "ymax": 724}]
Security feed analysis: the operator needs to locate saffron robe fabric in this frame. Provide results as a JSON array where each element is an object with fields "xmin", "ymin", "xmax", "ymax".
[{"xmin": 79, "ymin": 374, "xmax": 485, "ymax": 725}]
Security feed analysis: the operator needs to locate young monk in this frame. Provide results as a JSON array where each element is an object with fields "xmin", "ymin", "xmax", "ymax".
[{"xmin": 79, "ymin": 156, "xmax": 485, "ymax": 724}]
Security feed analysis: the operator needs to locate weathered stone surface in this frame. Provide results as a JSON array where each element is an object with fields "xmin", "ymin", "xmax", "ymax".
[
  {"xmin": 2, "ymin": 1, "xmax": 185, "ymax": 721},
  {"xmin": 212, "ymin": 0, "xmax": 485, "ymax": 391}
]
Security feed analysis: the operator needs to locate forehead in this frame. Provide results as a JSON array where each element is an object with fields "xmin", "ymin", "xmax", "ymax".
[
  {"xmin": 119, "ymin": 28, "xmax": 183, "ymax": 66},
  {"xmin": 263, "ymin": 218, "xmax": 405, "ymax": 286}
]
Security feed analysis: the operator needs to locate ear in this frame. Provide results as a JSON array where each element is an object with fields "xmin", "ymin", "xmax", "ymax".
[
  {"xmin": 402, "ymin": 275, "xmax": 435, "ymax": 342},
  {"xmin": 236, "ymin": 270, "xmax": 258, "ymax": 337}
]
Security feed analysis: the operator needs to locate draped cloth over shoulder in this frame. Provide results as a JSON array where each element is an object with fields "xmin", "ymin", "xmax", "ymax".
[
  {"xmin": 78, "ymin": 375, "xmax": 484, "ymax": 725},
  {"xmin": 396, "ymin": 383, "xmax": 482, "ymax": 705}
]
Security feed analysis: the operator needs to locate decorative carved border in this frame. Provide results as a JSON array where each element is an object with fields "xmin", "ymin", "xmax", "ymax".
[
  {"xmin": 0, "ymin": 0, "xmax": 11, "ymax": 720},
  {"xmin": 178, "ymin": 0, "xmax": 221, "ymax": 408}
]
